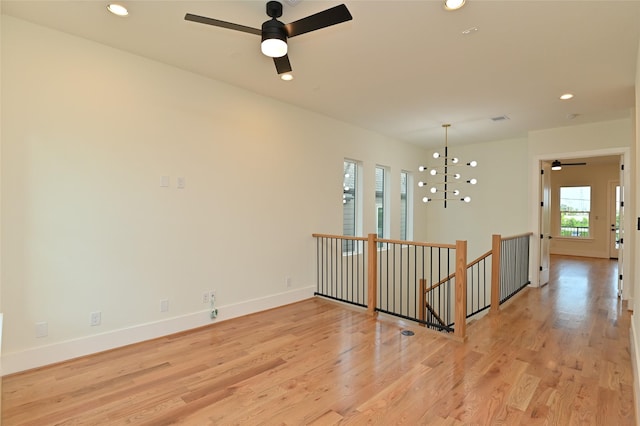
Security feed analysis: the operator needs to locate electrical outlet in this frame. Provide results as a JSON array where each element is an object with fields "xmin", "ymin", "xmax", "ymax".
[
  {"xmin": 160, "ymin": 299, "xmax": 169, "ymax": 312},
  {"xmin": 202, "ymin": 292, "xmax": 210, "ymax": 304},
  {"xmin": 36, "ymin": 321, "xmax": 48, "ymax": 338},
  {"xmin": 90, "ymin": 311, "xmax": 101, "ymax": 327}
]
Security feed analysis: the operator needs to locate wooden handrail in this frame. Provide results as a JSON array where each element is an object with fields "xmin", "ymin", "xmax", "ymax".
[
  {"xmin": 467, "ymin": 249, "xmax": 492, "ymax": 268},
  {"xmin": 311, "ymin": 233, "xmax": 367, "ymax": 241},
  {"xmin": 311, "ymin": 233, "xmax": 456, "ymax": 249},
  {"xmin": 375, "ymin": 237, "xmax": 456, "ymax": 249},
  {"xmin": 426, "ymin": 271, "xmax": 456, "ymax": 293},
  {"xmin": 424, "ymin": 249, "xmax": 492, "ymax": 294},
  {"xmin": 500, "ymin": 232, "xmax": 534, "ymax": 242}
]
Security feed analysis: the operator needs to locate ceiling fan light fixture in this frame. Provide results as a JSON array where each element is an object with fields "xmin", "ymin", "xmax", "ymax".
[
  {"xmin": 280, "ymin": 73, "xmax": 294, "ymax": 81},
  {"xmin": 261, "ymin": 18, "xmax": 288, "ymax": 58},
  {"xmin": 444, "ymin": 0, "xmax": 466, "ymax": 11},
  {"xmin": 261, "ymin": 37, "xmax": 287, "ymax": 58},
  {"xmin": 551, "ymin": 160, "xmax": 562, "ymax": 171}
]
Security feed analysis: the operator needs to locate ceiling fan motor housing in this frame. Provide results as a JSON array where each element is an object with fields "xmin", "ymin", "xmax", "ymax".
[{"xmin": 262, "ymin": 19, "xmax": 287, "ymax": 44}]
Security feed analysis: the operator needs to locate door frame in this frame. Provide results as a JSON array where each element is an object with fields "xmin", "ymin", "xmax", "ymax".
[
  {"xmin": 529, "ymin": 147, "xmax": 632, "ymax": 301},
  {"xmin": 608, "ymin": 180, "xmax": 620, "ymax": 260}
]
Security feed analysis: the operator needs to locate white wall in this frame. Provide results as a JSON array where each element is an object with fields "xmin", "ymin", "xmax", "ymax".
[
  {"xmin": 0, "ymin": 16, "xmax": 431, "ymax": 374},
  {"xmin": 549, "ymin": 162, "xmax": 619, "ymax": 258}
]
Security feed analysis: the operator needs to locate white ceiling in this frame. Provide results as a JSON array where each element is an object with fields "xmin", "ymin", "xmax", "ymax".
[{"xmin": 2, "ymin": 0, "xmax": 640, "ymax": 148}]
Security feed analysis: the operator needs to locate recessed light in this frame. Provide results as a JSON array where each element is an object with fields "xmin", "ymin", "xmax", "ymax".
[
  {"xmin": 560, "ymin": 93, "xmax": 574, "ymax": 100},
  {"xmin": 280, "ymin": 73, "xmax": 294, "ymax": 81},
  {"xmin": 444, "ymin": 0, "xmax": 466, "ymax": 11},
  {"xmin": 107, "ymin": 3, "xmax": 129, "ymax": 17}
]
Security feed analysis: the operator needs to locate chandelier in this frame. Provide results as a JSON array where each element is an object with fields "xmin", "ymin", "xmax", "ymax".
[{"xmin": 418, "ymin": 124, "xmax": 477, "ymax": 207}]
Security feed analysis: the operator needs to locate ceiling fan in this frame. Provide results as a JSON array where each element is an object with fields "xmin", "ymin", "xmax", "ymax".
[
  {"xmin": 551, "ymin": 160, "xmax": 587, "ymax": 171},
  {"xmin": 184, "ymin": 1, "xmax": 353, "ymax": 77}
]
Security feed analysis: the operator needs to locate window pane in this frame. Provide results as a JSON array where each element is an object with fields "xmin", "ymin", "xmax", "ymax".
[
  {"xmin": 343, "ymin": 160, "xmax": 357, "ymax": 238},
  {"xmin": 560, "ymin": 186, "xmax": 591, "ymax": 238},
  {"xmin": 400, "ymin": 171, "xmax": 408, "ymax": 240},
  {"xmin": 375, "ymin": 167, "xmax": 385, "ymax": 240}
]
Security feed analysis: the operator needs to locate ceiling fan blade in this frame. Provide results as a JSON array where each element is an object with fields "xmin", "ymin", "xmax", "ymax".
[
  {"xmin": 274, "ymin": 55, "xmax": 292, "ymax": 74},
  {"xmin": 563, "ymin": 162, "xmax": 587, "ymax": 166},
  {"xmin": 184, "ymin": 13, "xmax": 261, "ymax": 36},
  {"xmin": 284, "ymin": 4, "xmax": 352, "ymax": 38}
]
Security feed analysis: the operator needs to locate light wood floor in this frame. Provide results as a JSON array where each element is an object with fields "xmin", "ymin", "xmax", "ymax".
[{"xmin": 2, "ymin": 255, "xmax": 635, "ymax": 425}]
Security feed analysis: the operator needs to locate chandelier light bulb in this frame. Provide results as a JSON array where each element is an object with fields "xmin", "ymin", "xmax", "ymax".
[
  {"xmin": 468, "ymin": 160, "xmax": 478, "ymax": 167},
  {"xmin": 454, "ymin": 173, "xmax": 461, "ymax": 179},
  {"xmin": 344, "ymin": 186, "xmax": 349, "ymax": 191},
  {"xmin": 430, "ymin": 169, "xmax": 437, "ymax": 176},
  {"xmin": 453, "ymin": 190, "xmax": 460, "ymax": 195},
  {"xmin": 344, "ymin": 173, "xmax": 349, "ymax": 178},
  {"xmin": 430, "ymin": 187, "xmax": 437, "ymax": 193},
  {"xmin": 423, "ymin": 197, "xmax": 431, "ymax": 203},
  {"xmin": 452, "ymin": 158, "xmax": 459, "ymax": 164},
  {"xmin": 463, "ymin": 196, "xmax": 471, "ymax": 203},
  {"xmin": 418, "ymin": 181, "xmax": 425, "ymax": 187},
  {"xmin": 418, "ymin": 166, "xmax": 426, "ymax": 172},
  {"xmin": 433, "ymin": 152, "xmax": 440, "ymax": 159},
  {"xmin": 468, "ymin": 178, "xmax": 477, "ymax": 185}
]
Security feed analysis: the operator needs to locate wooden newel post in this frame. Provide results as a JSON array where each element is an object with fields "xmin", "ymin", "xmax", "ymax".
[
  {"xmin": 367, "ymin": 233, "xmax": 378, "ymax": 317},
  {"xmin": 454, "ymin": 240, "xmax": 467, "ymax": 340},
  {"xmin": 491, "ymin": 234, "xmax": 501, "ymax": 314}
]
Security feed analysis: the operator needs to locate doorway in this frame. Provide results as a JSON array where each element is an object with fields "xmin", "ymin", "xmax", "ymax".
[{"xmin": 534, "ymin": 150, "xmax": 629, "ymax": 300}]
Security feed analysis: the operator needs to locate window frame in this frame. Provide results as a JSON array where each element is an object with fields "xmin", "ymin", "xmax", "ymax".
[
  {"xmin": 400, "ymin": 170, "xmax": 413, "ymax": 241},
  {"xmin": 559, "ymin": 185, "xmax": 592, "ymax": 239},
  {"xmin": 375, "ymin": 165, "xmax": 390, "ymax": 247},
  {"xmin": 343, "ymin": 159, "xmax": 362, "ymax": 253}
]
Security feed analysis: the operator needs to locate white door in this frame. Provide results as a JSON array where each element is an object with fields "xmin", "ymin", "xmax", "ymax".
[
  {"xmin": 539, "ymin": 162, "xmax": 551, "ymax": 286},
  {"xmin": 609, "ymin": 181, "xmax": 620, "ymax": 259},
  {"xmin": 617, "ymin": 159, "xmax": 624, "ymax": 297}
]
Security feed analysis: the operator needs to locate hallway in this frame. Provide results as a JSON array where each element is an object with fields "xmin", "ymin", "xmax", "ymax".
[{"xmin": 2, "ymin": 255, "xmax": 635, "ymax": 424}]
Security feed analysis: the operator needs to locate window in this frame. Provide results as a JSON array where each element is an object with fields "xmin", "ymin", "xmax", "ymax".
[
  {"xmin": 400, "ymin": 171, "xmax": 412, "ymax": 241},
  {"xmin": 375, "ymin": 166, "xmax": 389, "ymax": 243},
  {"xmin": 560, "ymin": 186, "xmax": 591, "ymax": 238},
  {"xmin": 343, "ymin": 160, "xmax": 360, "ymax": 250}
]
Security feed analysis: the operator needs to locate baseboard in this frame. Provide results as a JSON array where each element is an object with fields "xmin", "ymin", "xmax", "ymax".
[
  {"xmin": 630, "ymin": 316, "xmax": 640, "ymax": 425},
  {"xmin": 1, "ymin": 286, "xmax": 315, "ymax": 376}
]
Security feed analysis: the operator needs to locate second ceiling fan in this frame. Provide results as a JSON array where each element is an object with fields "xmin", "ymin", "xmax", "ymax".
[
  {"xmin": 184, "ymin": 1, "xmax": 353, "ymax": 77},
  {"xmin": 551, "ymin": 160, "xmax": 587, "ymax": 170}
]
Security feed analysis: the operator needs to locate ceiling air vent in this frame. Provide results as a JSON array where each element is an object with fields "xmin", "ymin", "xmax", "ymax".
[{"xmin": 490, "ymin": 115, "xmax": 510, "ymax": 122}]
